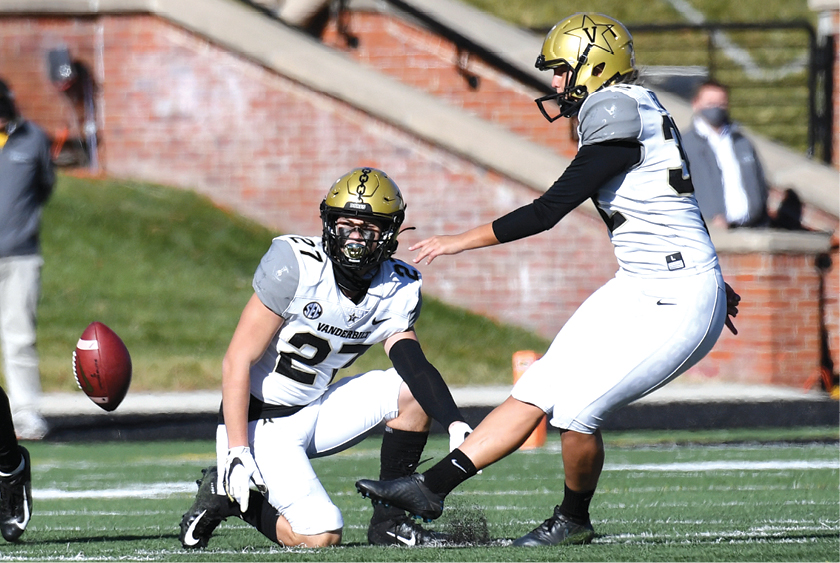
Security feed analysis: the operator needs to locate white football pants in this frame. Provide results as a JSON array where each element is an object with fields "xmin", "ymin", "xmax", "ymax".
[
  {"xmin": 512, "ymin": 266, "xmax": 727, "ymax": 433},
  {"xmin": 216, "ymin": 368, "xmax": 403, "ymax": 536}
]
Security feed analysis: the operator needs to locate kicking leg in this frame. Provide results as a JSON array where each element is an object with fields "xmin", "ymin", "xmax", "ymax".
[
  {"xmin": 458, "ymin": 396, "xmax": 546, "ymax": 469},
  {"xmin": 356, "ymin": 396, "xmax": 546, "ymax": 520}
]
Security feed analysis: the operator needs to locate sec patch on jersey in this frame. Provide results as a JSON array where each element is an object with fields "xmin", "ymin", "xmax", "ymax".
[{"xmin": 72, "ymin": 321, "xmax": 132, "ymax": 412}]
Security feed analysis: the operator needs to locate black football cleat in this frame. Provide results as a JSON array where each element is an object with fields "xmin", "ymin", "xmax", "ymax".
[
  {"xmin": 511, "ymin": 505, "xmax": 595, "ymax": 547},
  {"xmin": 368, "ymin": 514, "xmax": 450, "ymax": 546},
  {"xmin": 356, "ymin": 474, "xmax": 444, "ymax": 522},
  {"xmin": 179, "ymin": 466, "xmax": 239, "ymax": 549},
  {"xmin": 0, "ymin": 447, "xmax": 32, "ymax": 542}
]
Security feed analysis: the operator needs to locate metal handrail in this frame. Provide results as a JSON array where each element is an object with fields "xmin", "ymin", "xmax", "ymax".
[{"xmin": 376, "ymin": 0, "xmax": 554, "ymax": 96}]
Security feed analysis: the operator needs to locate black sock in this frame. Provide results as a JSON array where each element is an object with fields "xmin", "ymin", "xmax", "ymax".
[
  {"xmin": 372, "ymin": 426, "xmax": 429, "ymax": 524},
  {"xmin": 0, "ymin": 387, "xmax": 21, "ymax": 474},
  {"xmin": 379, "ymin": 426, "xmax": 428, "ymax": 480},
  {"xmin": 559, "ymin": 482, "xmax": 595, "ymax": 524},
  {"xmin": 240, "ymin": 490, "xmax": 279, "ymax": 544},
  {"xmin": 422, "ymin": 448, "xmax": 477, "ymax": 497}
]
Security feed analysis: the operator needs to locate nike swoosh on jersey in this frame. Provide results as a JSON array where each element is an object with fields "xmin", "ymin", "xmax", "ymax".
[
  {"xmin": 371, "ymin": 317, "xmax": 390, "ymax": 325},
  {"xmin": 387, "ymin": 530, "xmax": 417, "ymax": 546},
  {"xmin": 656, "ymin": 299, "xmax": 677, "ymax": 305},
  {"xmin": 183, "ymin": 509, "xmax": 207, "ymax": 546}
]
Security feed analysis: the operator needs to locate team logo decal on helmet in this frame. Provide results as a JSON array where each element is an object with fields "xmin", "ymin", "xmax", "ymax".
[
  {"xmin": 534, "ymin": 13, "xmax": 637, "ymax": 121},
  {"xmin": 320, "ymin": 167, "xmax": 406, "ymax": 271}
]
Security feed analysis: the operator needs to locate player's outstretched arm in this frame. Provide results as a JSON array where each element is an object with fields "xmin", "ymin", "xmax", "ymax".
[{"xmin": 410, "ymin": 223, "xmax": 499, "ymax": 265}]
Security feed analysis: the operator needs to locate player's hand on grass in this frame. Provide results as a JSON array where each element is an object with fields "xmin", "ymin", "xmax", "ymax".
[
  {"xmin": 223, "ymin": 446, "xmax": 267, "ymax": 512},
  {"xmin": 724, "ymin": 282, "xmax": 740, "ymax": 335}
]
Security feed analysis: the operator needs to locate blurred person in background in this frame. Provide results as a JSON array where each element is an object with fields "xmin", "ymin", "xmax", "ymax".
[
  {"xmin": 0, "ymin": 78, "xmax": 55, "ymax": 441},
  {"xmin": 681, "ymin": 80, "xmax": 769, "ymax": 229}
]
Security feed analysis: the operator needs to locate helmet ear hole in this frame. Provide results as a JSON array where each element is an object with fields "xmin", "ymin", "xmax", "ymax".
[{"xmin": 592, "ymin": 62, "xmax": 605, "ymax": 77}]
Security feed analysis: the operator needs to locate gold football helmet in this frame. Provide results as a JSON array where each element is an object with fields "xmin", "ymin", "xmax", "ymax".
[
  {"xmin": 535, "ymin": 13, "xmax": 637, "ymax": 121},
  {"xmin": 320, "ymin": 167, "xmax": 406, "ymax": 270}
]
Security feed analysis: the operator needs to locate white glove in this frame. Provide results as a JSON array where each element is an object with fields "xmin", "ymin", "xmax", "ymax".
[
  {"xmin": 222, "ymin": 446, "xmax": 267, "ymax": 512},
  {"xmin": 448, "ymin": 421, "xmax": 474, "ymax": 452}
]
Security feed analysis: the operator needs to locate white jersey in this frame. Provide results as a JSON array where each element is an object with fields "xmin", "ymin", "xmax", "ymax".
[
  {"xmin": 577, "ymin": 84, "xmax": 719, "ymax": 277},
  {"xmin": 249, "ymin": 235, "xmax": 422, "ymax": 406}
]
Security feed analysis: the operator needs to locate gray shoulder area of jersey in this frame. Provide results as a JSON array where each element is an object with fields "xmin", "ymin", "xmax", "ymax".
[
  {"xmin": 578, "ymin": 88, "xmax": 643, "ymax": 146},
  {"xmin": 252, "ymin": 237, "xmax": 302, "ymax": 316}
]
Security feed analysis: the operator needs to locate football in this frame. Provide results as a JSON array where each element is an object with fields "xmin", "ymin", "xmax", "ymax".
[{"xmin": 72, "ymin": 321, "xmax": 132, "ymax": 412}]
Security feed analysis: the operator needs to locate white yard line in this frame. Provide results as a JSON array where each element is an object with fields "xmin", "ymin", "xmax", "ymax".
[
  {"xmin": 605, "ymin": 459, "xmax": 839, "ymax": 471},
  {"xmin": 34, "ymin": 483, "xmax": 195, "ymax": 500},
  {"xmin": 32, "ymin": 457, "xmax": 837, "ymax": 501}
]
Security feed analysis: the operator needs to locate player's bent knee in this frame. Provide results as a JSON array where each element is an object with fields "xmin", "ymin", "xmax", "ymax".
[
  {"xmin": 275, "ymin": 514, "xmax": 343, "ymax": 547},
  {"xmin": 277, "ymin": 500, "xmax": 344, "ymax": 547}
]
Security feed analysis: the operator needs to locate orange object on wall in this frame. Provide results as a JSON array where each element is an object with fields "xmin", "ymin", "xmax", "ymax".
[{"xmin": 513, "ymin": 350, "xmax": 547, "ymax": 450}]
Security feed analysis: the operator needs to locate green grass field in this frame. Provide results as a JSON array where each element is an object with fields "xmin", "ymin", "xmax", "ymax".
[{"xmin": 4, "ymin": 430, "xmax": 837, "ymax": 561}]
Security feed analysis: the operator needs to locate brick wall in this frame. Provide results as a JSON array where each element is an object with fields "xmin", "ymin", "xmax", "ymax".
[
  {"xmin": 697, "ymin": 253, "xmax": 823, "ymax": 385},
  {"xmin": 1, "ymin": 12, "xmax": 836, "ymax": 387},
  {"xmin": 0, "ymin": 13, "xmax": 614, "ymax": 339},
  {"xmin": 0, "ymin": 17, "xmax": 96, "ymax": 140}
]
